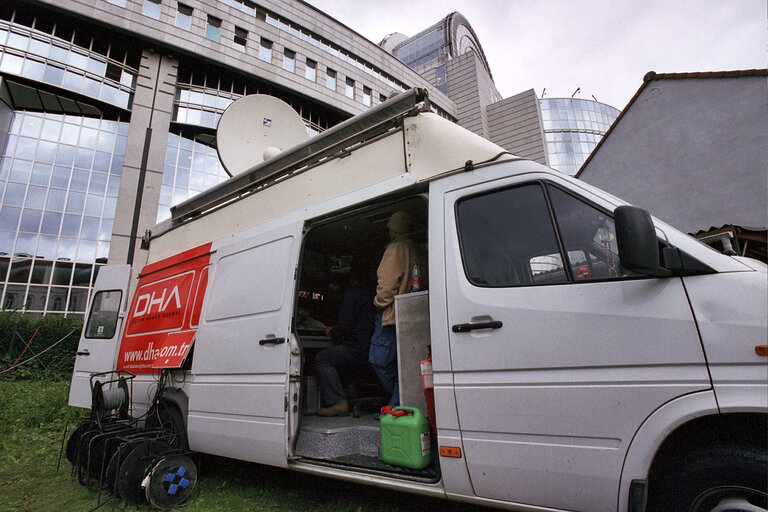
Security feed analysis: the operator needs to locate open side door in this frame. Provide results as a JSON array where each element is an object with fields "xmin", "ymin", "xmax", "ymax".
[
  {"xmin": 187, "ymin": 220, "xmax": 302, "ymax": 468},
  {"xmin": 68, "ymin": 264, "xmax": 131, "ymax": 408}
]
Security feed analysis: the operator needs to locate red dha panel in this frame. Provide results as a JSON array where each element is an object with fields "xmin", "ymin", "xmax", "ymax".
[{"xmin": 117, "ymin": 243, "xmax": 212, "ymax": 374}]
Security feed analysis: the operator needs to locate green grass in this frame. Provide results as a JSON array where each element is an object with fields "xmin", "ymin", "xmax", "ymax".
[{"xmin": 0, "ymin": 380, "xmax": 490, "ymax": 511}]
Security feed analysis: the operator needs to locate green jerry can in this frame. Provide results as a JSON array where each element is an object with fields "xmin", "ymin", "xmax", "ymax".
[{"xmin": 380, "ymin": 406, "xmax": 431, "ymax": 469}]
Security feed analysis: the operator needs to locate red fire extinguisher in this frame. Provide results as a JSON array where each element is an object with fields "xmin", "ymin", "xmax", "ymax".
[{"xmin": 421, "ymin": 344, "xmax": 437, "ymax": 440}]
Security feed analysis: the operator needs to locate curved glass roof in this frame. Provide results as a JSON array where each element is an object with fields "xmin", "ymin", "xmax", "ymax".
[{"xmin": 390, "ymin": 12, "xmax": 493, "ymax": 80}]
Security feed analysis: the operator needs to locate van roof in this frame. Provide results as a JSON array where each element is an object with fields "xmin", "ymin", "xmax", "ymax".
[{"xmin": 145, "ymin": 88, "xmax": 509, "ymax": 258}]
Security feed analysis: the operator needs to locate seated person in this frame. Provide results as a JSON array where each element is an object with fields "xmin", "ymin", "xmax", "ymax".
[{"xmin": 315, "ymin": 262, "xmax": 377, "ymax": 417}]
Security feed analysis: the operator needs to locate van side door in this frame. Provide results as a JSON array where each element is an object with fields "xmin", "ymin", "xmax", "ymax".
[
  {"xmin": 68, "ymin": 264, "xmax": 131, "ymax": 408},
  {"xmin": 437, "ymin": 171, "xmax": 710, "ymax": 511},
  {"xmin": 187, "ymin": 220, "xmax": 301, "ymax": 468}
]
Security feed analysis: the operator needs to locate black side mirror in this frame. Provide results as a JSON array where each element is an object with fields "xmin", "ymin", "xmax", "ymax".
[{"xmin": 614, "ymin": 206, "xmax": 672, "ymax": 277}]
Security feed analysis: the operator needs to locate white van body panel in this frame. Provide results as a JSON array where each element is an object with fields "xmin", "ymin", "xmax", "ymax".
[
  {"xmin": 149, "ymin": 130, "xmax": 407, "ymax": 263},
  {"xmin": 617, "ymin": 390, "xmax": 719, "ymax": 512},
  {"xmin": 186, "ymin": 220, "xmax": 302, "ymax": 467},
  {"xmin": 683, "ymin": 269, "xmax": 768, "ymax": 411},
  {"xmin": 403, "ymin": 113, "xmax": 506, "ymax": 180}
]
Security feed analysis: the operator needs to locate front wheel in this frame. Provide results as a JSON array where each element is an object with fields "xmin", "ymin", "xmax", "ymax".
[{"xmin": 647, "ymin": 444, "xmax": 767, "ymax": 512}]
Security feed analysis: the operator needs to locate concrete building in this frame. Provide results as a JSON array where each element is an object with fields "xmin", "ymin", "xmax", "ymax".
[
  {"xmin": 577, "ymin": 70, "xmax": 767, "ymax": 261},
  {"xmin": 0, "ymin": 1, "xmax": 618, "ymax": 316}
]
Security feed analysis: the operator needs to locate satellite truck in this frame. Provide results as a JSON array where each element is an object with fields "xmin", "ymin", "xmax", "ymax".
[{"xmin": 64, "ymin": 88, "xmax": 767, "ymax": 512}]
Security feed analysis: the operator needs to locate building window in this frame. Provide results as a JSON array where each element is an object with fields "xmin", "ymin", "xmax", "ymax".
[
  {"xmin": 325, "ymin": 68, "xmax": 336, "ymax": 91},
  {"xmin": 258, "ymin": 38, "xmax": 272, "ymax": 63},
  {"xmin": 363, "ymin": 86, "xmax": 372, "ymax": 107},
  {"xmin": 106, "ymin": 0, "xmax": 126, "ymax": 6},
  {"xmin": 436, "ymin": 64, "xmax": 447, "ymax": 93},
  {"xmin": 379, "ymin": 93, "xmax": 387, "ymax": 103},
  {"xmin": 175, "ymin": 3, "xmax": 193, "ymax": 31},
  {"xmin": 305, "ymin": 59, "xmax": 316, "ymax": 82},
  {"xmin": 233, "ymin": 27, "xmax": 248, "ymax": 52},
  {"xmin": 282, "ymin": 49, "xmax": 295, "ymax": 73},
  {"xmin": 345, "ymin": 77, "xmax": 355, "ymax": 99},
  {"xmin": 205, "ymin": 15, "xmax": 221, "ymax": 42},
  {"xmin": 141, "ymin": 0, "xmax": 162, "ymax": 20}
]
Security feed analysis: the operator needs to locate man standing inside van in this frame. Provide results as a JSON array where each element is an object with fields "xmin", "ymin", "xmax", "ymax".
[{"xmin": 370, "ymin": 211, "xmax": 421, "ymax": 408}]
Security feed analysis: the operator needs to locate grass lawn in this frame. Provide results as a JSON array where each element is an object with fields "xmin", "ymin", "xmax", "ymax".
[{"xmin": 0, "ymin": 380, "xmax": 490, "ymax": 511}]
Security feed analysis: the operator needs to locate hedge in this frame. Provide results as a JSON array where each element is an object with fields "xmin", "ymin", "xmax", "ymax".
[{"xmin": 0, "ymin": 312, "xmax": 83, "ymax": 380}]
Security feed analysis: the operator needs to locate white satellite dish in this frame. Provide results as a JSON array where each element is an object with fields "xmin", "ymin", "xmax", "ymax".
[{"xmin": 216, "ymin": 94, "xmax": 309, "ymax": 176}]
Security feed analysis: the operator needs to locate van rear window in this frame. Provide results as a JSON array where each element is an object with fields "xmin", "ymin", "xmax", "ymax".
[{"xmin": 84, "ymin": 290, "xmax": 122, "ymax": 338}]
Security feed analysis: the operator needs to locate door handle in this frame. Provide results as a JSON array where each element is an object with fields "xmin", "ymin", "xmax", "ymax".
[
  {"xmin": 259, "ymin": 337, "xmax": 287, "ymax": 345},
  {"xmin": 452, "ymin": 321, "xmax": 503, "ymax": 333},
  {"xmin": 76, "ymin": 349, "xmax": 90, "ymax": 356}
]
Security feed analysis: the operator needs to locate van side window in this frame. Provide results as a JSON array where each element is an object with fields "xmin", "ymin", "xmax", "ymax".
[
  {"xmin": 547, "ymin": 186, "xmax": 627, "ymax": 281},
  {"xmin": 456, "ymin": 183, "xmax": 565, "ymax": 286},
  {"xmin": 84, "ymin": 290, "xmax": 122, "ymax": 338},
  {"xmin": 456, "ymin": 182, "xmax": 632, "ymax": 287}
]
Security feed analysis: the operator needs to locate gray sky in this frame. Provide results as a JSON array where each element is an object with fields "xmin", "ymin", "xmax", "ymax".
[{"xmin": 305, "ymin": 0, "xmax": 766, "ymax": 110}]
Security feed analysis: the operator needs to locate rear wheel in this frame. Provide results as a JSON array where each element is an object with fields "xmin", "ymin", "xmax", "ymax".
[{"xmin": 647, "ymin": 444, "xmax": 767, "ymax": 512}]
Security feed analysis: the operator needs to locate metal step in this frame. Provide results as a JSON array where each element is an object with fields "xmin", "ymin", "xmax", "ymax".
[{"xmin": 295, "ymin": 413, "xmax": 380, "ymax": 460}]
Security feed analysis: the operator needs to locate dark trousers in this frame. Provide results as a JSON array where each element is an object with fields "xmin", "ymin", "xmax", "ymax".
[{"xmin": 315, "ymin": 344, "xmax": 361, "ymax": 406}]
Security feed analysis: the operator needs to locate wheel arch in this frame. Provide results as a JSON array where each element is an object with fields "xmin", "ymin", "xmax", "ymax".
[
  {"xmin": 618, "ymin": 389, "xmax": 767, "ymax": 511},
  {"xmin": 155, "ymin": 387, "xmax": 189, "ymax": 424}
]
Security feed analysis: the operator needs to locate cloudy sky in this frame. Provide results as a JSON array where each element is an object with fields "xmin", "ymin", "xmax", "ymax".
[{"xmin": 305, "ymin": 0, "xmax": 766, "ymax": 110}]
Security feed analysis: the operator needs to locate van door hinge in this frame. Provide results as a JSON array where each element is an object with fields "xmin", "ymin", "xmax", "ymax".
[{"xmin": 289, "ymin": 373, "xmax": 300, "ymax": 382}]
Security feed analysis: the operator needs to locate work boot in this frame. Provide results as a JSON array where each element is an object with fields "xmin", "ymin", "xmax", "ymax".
[{"xmin": 317, "ymin": 400, "xmax": 349, "ymax": 417}]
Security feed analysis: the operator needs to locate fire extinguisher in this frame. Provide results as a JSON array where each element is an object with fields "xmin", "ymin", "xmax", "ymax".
[{"xmin": 421, "ymin": 344, "xmax": 437, "ymax": 440}]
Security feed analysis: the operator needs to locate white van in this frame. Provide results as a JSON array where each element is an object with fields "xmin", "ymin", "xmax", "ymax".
[{"xmin": 68, "ymin": 88, "xmax": 767, "ymax": 512}]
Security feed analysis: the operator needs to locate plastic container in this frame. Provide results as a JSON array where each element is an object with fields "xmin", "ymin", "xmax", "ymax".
[{"xmin": 380, "ymin": 406, "xmax": 431, "ymax": 469}]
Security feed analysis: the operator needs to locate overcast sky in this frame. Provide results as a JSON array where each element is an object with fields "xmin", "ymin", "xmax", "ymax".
[{"xmin": 305, "ymin": 0, "xmax": 766, "ymax": 110}]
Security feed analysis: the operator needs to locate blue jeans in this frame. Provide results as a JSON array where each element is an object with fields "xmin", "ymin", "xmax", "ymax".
[{"xmin": 369, "ymin": 313, "xmax": 399, "ymax": 407}]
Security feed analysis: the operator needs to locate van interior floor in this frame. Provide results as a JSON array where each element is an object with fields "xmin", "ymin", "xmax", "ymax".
[{"xmin": 295, "ymin": 413, "xmax": 440, "ymax": 480}]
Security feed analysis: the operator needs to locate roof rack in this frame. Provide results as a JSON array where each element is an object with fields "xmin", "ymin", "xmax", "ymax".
[{"xmin": 169, "ymin": 87, "xmax": 429, "ymax": 224}]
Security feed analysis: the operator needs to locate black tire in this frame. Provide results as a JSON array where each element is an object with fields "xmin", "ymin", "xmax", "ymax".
[
  {"xmin": 146, "ymin": 405, "xmax": 189, "ymax": 451},
  {"xmin": 647, "ymin": 444, "xmax": 768, "ymax": 512}
]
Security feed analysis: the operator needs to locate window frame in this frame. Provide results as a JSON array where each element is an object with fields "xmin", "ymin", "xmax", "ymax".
[
  {"xmin": 141, "ymin": 0, "xmax": 162, "ymax": 20},
  {"xmin": 282, "ymin": 48, "xmax": 296, "ymax": 72},
  {"xmin": 454, "ymin": 180, "xmax": 647, "ymax": 288},
  {"xmin": 175, "ymin": 3, "xmax": 193, "ymax": 30},
  {"xmin": 233, "ymin": 26, "xmax": 248, "ymax": 52},
  {"xmin": 325, "ymin": 68, "xmax": 336, "ymax": 91},
  {"xmin": 258, "ymin": 37, "xmax": 273, "ymax": 62},
  {"xmin": 205, "ymin": 15, "xmax": 222, "ymax": 42},
  {"xmin": 305, "ymin": 58, "xmax": 316, "ymax": 81}
]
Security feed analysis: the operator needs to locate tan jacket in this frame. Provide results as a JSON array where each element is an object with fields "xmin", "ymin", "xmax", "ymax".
[{"xmin": 374, "ymin": 234, "xmax": 421, "ymax": 325}]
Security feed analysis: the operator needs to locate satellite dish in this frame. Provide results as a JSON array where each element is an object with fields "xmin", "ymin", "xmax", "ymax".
[{"xmin": 216, "ymin": 94, "xmax": 309, "ymax": 176}]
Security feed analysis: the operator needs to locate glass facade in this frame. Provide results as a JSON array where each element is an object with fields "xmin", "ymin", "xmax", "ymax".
[
  {"xmin": 393, "ymin": 24, "xmax": 447, "ymax": 69},
  {"xmin": 540, "ymin": 98, "xmax": 620, "ymax": 176},
  {"xmin": 157, "ymin": 127, "xmax": 229, "ymax": 223},
  {"xmin": 0, "ymin": 105, "xmax": 128, "ymax": 317},
  {"xmin": 0, "ymin": 20, "xmax": 137, "ymax": 110}
]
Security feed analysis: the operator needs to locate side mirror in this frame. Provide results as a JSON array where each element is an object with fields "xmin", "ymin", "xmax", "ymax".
[{"xmin": 614, "ymin": 206, "xmax": 672, "ymax": 277}]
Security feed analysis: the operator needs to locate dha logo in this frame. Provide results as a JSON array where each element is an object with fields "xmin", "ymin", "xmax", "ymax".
[{"xmin": 133, "ymin": 285, "xmax": 182, "ymax": 317}]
